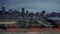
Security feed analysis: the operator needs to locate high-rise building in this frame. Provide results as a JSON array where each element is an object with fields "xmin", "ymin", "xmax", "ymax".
[
  {"xmin": 42, "ymin": 11, "xmax": 45, "ymax": 14},
  {"xmin": 26, "ymin": 11, "xmax": 29, "ymax": 17},
  {"xmin": 21, "ymin": 8, "xmax": 25, "ymax": 17},
  {"xmin": 29, "ymin": 12, "xmax": 33, "ymax": 17},
  {"xmin": 41, "ymin": 11, "xmax": 45, "ymax": 16},
  {"xmin": 1, "ymin": 7, "xmax": 6, "ymax": 11},
  {"xmin": 21, "ymin": 8, "xmax": 25, "ymax": 13},
  {"xmin": 1, "ymin": 7, "xmax": 6, "ymax": 15},
  {"xmin": 26, "ymin": 11, "xmax": 29, "ymax": 14},
  {"xmin": 35, "ymin": 12, "xmax": 39, "ymax": 17}
]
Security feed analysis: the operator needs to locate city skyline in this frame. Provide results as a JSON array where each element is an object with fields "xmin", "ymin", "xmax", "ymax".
[{"xmin": 0, "ymin": 0, "xmax": 60, "ymax": 13}]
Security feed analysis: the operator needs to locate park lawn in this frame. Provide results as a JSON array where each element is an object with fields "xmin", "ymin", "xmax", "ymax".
[{"xmin": 0, "ymin": 21, "xmax": 17, "ymax": 24}]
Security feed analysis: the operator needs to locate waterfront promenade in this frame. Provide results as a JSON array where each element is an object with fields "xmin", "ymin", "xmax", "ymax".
[
  {"xmin": 0, "ymin": 27, "xmax": 60, "ymax": 32},
  {"xmin": 0, "ymin": 28, "xmax": 60, "ymax": 34}
]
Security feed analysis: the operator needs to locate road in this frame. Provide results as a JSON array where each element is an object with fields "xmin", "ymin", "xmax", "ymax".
[
  {"xmin": 33, "ymin": 17, "xmax": 52, "ymax": 26},
  {"xmin": 0, "ymin": 32, "xmax": 60, "ymax": 34}
]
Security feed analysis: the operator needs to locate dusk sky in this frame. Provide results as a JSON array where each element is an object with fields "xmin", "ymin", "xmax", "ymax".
[{"xmin": 0, "ymin": 0, "xmax": 60, "ymax": 13}]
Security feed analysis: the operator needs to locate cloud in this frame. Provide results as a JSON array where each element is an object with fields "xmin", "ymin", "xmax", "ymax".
[{"xmin": 0, "ymin": 0, "xmax": 60, "ymax": 13}]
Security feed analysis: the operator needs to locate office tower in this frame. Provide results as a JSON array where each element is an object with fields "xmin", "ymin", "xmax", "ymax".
[
  {"xmin": 1, "ymin": 7, "xmax": 6, "ymax": 11},
  {"xmin": 21, "ymin": 8, "xmax": 25, "ymax": 18},
  {"xmin": 26, "ymin": 11, "xmax": 29, "ymax": 14},
  {"xmin": 41, "ymin": 11, "xmax": 45, "ymax": 16},
  {"xmin": 29, "ymin": 12, "xmax": 33, "ymax": 17},
  {"xmin": 35, "ymin": 12, "xmax": 39, "ymax": 17},
  {"xmin": 21, "ymin": 8, "xmax": 25, "ymax": 13},
  {"xmin": 1, "ymin": 7, "xmax": 6, "ymax": 15},
  {"xmin": 26, "ymin": 11, "xmax": 29, "ymax": 17}
]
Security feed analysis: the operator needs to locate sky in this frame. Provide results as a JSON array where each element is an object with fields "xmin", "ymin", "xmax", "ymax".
[{"xmin": 0, "ymin": 0, "xmax": 60, "ymax": 13}]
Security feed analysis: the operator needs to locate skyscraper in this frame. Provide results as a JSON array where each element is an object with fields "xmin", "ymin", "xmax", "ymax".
[
  {"xmin": 21, "ymin": 8, "xmax": 25, "ymax": 13},
  {"xmin": 21, "ymin": 8, "xmax": 25, "ymax": 17},
  {"xmin": 1, "ymin": 7, "xmax": 6, "ymax": 11},
  {"xmin": 1, "ymin": 7, "xmax": 6, "ymax": 15},
  {"xmin": 26, "ymin": 11, "xmax": 29, "ymax": 17},
  {"xmin": 42, "ymin": 11, "xmax": 45, "ymax": 14},
  {"xmin": 26, "ymin": 11, "xmax": 29, "ymax": 14},
  {"xmin": 35, "ymin": 12, "xmax": 39, "ymax": 17},
  {"xmin": 41, "ymin": 11, "xmax": 45, "ymax": 16}
]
